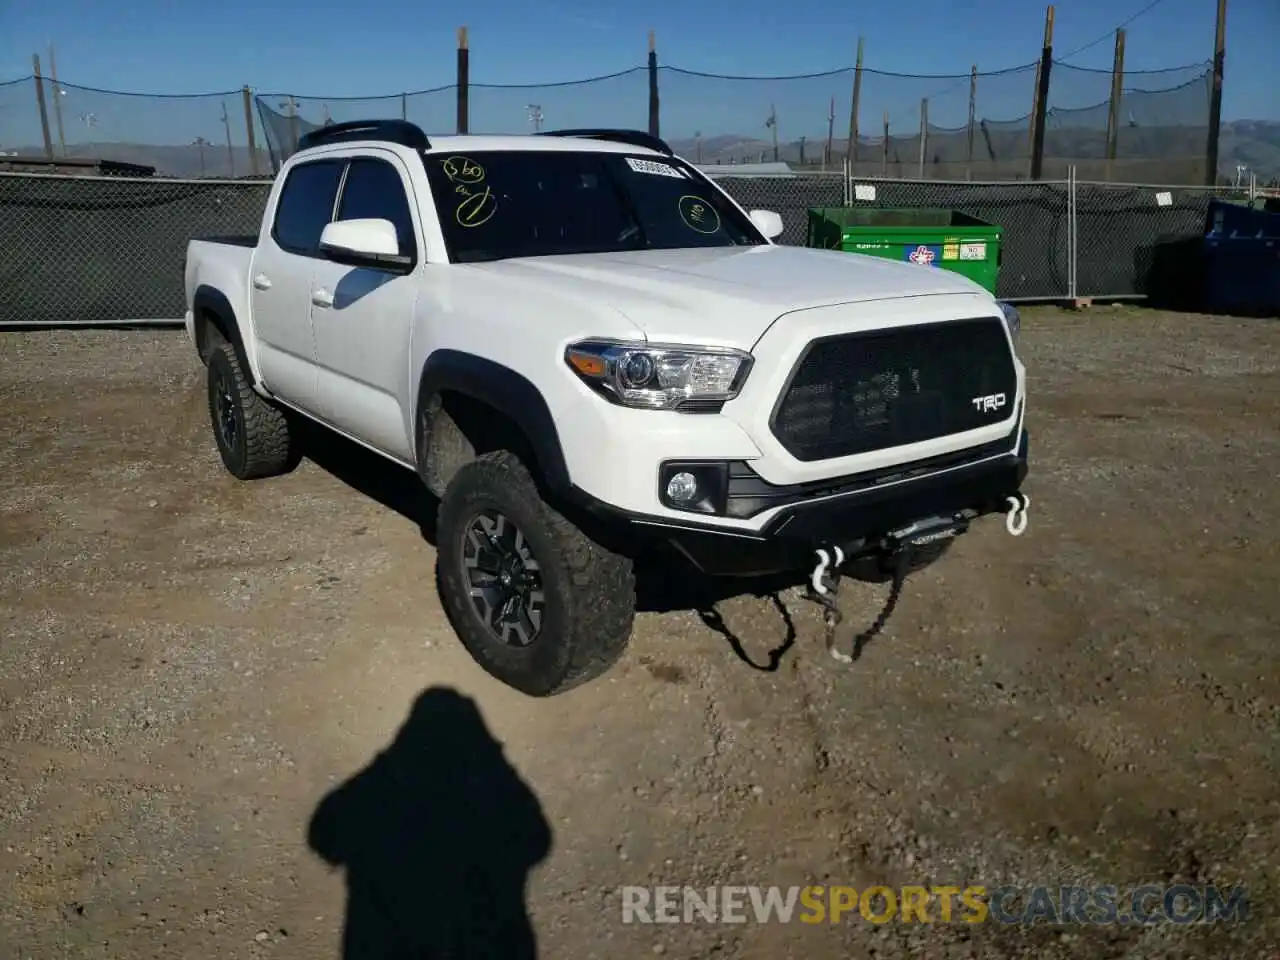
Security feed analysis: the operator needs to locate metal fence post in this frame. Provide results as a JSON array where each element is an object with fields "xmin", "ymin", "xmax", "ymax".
[{"xmin": 1068, "ymin": 165, "xmax": 1077, "ymax": 300}]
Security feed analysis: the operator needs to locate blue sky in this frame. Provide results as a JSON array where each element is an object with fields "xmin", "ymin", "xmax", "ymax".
[{"xmin": 1, "ymin": 0, "xmax": 1275, "ymax": 148}]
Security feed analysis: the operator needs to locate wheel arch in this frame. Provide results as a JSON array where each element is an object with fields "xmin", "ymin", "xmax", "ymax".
[
  {"xmin": 415, "ymin": 350, "xmax": 571, "ymax": 498},
  {"xmin": 192, "ymin": 285, "xmax": 254, "ymax": 384}
]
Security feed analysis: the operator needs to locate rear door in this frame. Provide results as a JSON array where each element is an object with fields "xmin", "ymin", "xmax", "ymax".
[
  {"xmin": 250, "ymin": 158, "xmax": 345, "ymax": 414},
  {"xmin": 310, "ymin": 152, "xmax": 423, "ymax": 460}
]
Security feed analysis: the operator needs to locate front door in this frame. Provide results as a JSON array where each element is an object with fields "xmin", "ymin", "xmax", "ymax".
[
  {"xmin": 250, "ymin": 157, "xmax": 346, "ymax": 415},
  {"xmin": 311, "ymin": 153, "xmax": 422, "ymax": 461}
]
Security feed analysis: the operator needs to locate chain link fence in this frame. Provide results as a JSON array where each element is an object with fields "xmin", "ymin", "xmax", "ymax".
[
  {"xmin": 0, "ymin": 173, "xmax": 268, "ymax": 324},
  {"xmin": 720, "ymin": 175, "xmax": 1070, "ymax": 300},
  {"xmin": 0, "ymin": 170, "xmax": 1257, "ymax": 325},
  {"xmin": 1074, "ymin": 180, "xmax": 1251, "ymax": 301}
]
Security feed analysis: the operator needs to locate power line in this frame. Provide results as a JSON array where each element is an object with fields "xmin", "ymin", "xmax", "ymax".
[{"xmin": 1057, "ymin": 0, "xmax": 1171, "ymax": 63}]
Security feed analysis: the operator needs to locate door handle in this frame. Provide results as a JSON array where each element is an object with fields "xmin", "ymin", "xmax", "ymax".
[
  {"xmin": 252, "ymin": 273, "xmax": 271, "ymax": 290},
  {"xmin": 311, "ymin": 288, "xmax": 335, "ymax": 309}
]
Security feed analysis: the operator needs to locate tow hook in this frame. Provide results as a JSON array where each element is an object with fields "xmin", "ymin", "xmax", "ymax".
[
  {"xmin": 807, "ymin": 546, "xmax": 851, "ymax": 663},
  {"xmin": 1004, "ymin": 493, "xmax": 1030, "ymax": 536}
]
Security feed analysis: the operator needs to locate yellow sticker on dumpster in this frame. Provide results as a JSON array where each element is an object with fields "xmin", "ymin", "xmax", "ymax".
[
  {"xmin": 943, "ymin": 243, "xmax": 959, "ymax": 261},
  {"xmin": 959, "ymin": 241, "xmax": 987, "ymax": 261}
]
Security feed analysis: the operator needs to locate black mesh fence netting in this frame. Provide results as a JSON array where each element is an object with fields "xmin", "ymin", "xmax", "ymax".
[
  {"xmin": 2, "ymin": 171, "xmax": 1091, "ymax": 324},
  {"xmin": 0, "ymin": 174, "xmax": 270, "ymax": 324},
  {"xmin": 722, "ymin": 176, "xmax": 1070, "ymax": 299},
  {"xmin": 1073, "ymin": 181, "xmax": 1244, "ymax": 302}
]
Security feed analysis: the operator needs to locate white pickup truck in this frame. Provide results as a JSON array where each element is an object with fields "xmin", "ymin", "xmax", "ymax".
[{"xmin": 184, "ymin": 120, "xmax": 1030, "ymax": 697}]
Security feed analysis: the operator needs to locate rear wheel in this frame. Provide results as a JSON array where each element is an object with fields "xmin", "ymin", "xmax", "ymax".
[
  {"xmin": 206, "ymin": 340, "xmax": 301, "ymax": 480},
  {"xmin": 436, "ymin": 451, "xmax": 636, "ymax": 696}
]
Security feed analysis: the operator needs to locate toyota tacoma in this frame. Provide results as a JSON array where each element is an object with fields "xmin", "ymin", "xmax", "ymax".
[{"xmin": 183, "ymin": 120, "xmax": 1030, "ymax": 697}]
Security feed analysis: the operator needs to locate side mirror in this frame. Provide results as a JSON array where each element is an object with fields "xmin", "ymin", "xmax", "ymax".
[
  {"xmin": 319, "ymin": 218, "xmax": 412, "ymax": 271},
  {"xmin": 748, "ymin": 209, "xmax": 785, "ymax": 240}
]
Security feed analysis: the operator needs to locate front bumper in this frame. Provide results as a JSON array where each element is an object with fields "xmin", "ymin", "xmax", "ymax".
[{"xmin": 570, "ymin": 428, "xmax": 1028, "ymax": 576}]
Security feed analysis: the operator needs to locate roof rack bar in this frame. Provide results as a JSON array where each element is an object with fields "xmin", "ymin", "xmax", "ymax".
[
  {"xmin": 538, "ymin": 128, "xmax": 674, "ymax": 156},
  {"xmin": 296, "ymin": 119, "xmax": 431, "ymax": 153}
]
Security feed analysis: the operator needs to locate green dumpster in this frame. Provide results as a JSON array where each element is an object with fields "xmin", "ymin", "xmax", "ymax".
[{"xmin": 806, "ymin": 207, "xmax": 1003, "ymax": 294}]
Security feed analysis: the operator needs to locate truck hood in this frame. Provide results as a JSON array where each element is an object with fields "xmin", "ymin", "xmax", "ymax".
[{"xmin": 467, "ymin": 244, "xmax": 991, "ymax": 348}]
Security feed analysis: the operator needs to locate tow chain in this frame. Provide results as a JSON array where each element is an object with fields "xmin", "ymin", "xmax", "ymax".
[
  {"xmin": 806, "ymin": 544, "xmax": 912, "ymax": 664},
  {"xmin": 849, "ymin": 547, "xmax": 911, "ymax": 661}
]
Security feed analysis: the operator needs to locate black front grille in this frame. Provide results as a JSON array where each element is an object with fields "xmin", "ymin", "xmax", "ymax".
[{"xmin": 770, "ymin": 317, "xmax": 1018, "ymax": 462}]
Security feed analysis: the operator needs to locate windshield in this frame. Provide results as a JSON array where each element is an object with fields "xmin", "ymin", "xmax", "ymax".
[{"xmin": 420, "ymin": 149, "xmax": 767, "ymax": 263}]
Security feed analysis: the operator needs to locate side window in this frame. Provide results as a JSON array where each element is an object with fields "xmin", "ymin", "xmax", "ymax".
[
  {"xmin": 336, "ymin": 158, "xmax": 418, "ymax": 258},
  {"xmin": 271, "ymin": 159, "xmax": 345, "ymax": 257}
]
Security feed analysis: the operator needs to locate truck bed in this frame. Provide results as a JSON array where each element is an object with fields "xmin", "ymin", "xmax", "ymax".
[{"xmin": 196, "ymin": 234, "xmax": 256, "ymax": 248}]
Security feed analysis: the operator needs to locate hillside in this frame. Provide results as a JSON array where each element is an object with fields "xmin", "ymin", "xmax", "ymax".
[{"xmin": 5, "ymin": 119, "xmax": 1277, "ymax": 183}]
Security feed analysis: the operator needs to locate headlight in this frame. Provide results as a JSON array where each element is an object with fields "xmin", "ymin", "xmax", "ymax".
[
  {"xmin": 564, "ymin": 339, "xmax": 753, "ymax": 411},
  {"xmin": 998, "ymin": 302, "xmax": 1020, "ymax": 343}
]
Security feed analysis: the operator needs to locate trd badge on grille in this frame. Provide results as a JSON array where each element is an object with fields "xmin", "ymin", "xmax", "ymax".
[{"xmin": 971, "ymin": 392, "xmax": 1007, "ymax": 413}]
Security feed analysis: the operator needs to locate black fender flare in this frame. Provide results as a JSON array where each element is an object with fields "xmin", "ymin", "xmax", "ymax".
[
  {"xmin": 416, "ymin": 349, "xmax": 571, "ymax": 496},
  {"xmin": 192, "ymin": 284, "xmax": 254, "ymax": 383}
]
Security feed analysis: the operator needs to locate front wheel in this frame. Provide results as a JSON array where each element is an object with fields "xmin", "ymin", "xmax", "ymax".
[{"xmin": 435, "ymin": 451, "xmax": 636, "ymax": 696}]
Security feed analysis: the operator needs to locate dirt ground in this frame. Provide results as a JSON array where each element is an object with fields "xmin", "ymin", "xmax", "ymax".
[{"xmin": 1, "ymin": 306, "xmax": 1277, "ymax": 960}]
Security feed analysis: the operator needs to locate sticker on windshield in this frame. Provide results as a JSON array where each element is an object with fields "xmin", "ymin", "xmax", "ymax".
[
  {"xmin": 626, "ymin": 157, "xmax": 686, "ymax": 179},
  {"xmin": 677, "ymin": 195, "xmax": 720, "ymax": 234}
]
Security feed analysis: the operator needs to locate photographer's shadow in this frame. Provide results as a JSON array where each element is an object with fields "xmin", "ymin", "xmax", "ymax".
[{"xmin": 307, "ymin": 687, "xmax": 552, "ymax": 959}]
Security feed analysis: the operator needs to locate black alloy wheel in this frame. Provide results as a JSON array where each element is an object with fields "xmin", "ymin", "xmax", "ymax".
[
  {"xmin": 212, "ymin": 362, "xmax": 241, "ymax": 456},
  {"xmin": 461, "ymin": 509, "xmax": 546, "ymax": 647}
]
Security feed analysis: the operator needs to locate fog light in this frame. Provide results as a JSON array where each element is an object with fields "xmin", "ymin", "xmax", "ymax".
[{"xmin": 665, "ymin": 471, "xmax": 699, "ymax": 502}]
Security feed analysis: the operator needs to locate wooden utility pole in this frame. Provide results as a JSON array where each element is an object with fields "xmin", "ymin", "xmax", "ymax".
[
  {"xmin": 48, "ymin": 44, "xmax": 67, "ymax": 157},
  {"xmin": 917, "ymin": 98, "xmax": 929, "ymax": 178},
  {"xmin": 846, "ymin": 37, "xmax": 865, "ymax": 172},
  {"xmin": 31, "ymin": 54, "xmax": 54, "ymax": 158},
  {"xmin": 241, "ymin": 86, "xmax": 259, "ymax": 176},
  {"xmin": 1029, "ymin": 5, "xmax": 1055, "ymax": 180},
  {"xmin": 825, "ymin": 96, "xmax": 835, "ymax": 169},
  {"xmin": 647, "ymin": 30, "xmax": 659, "ymax": 138},
  {"xmin": 966, "ymin": 65, "xmax": 978, "ymax": 180},
  {"xmin": 1104, "ymin": 29, "xmax": 1126, "ymax": 181},
  {"xmin": 1205, "ymin": 0, "xmax": 1227, "ymax": 186},
  {"xmin": 457, "ymin": 26, "xmax": 470, "ymax": 134},
  {"xmin": 220, "ymin": 101, "xmax": 235, "ymax": 176},
  {"xmin": 882, "ymin": 111, "xmax": 889, "ymax": 176}
]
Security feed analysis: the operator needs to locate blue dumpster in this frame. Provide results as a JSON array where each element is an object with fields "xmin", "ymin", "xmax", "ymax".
[{"xmin": 1203, "ymin": 199, "xmax": 1280, "ymax": 317}]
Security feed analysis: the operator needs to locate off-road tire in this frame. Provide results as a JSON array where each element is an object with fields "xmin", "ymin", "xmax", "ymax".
[
  {"xmin": 436, "ymin": 450, "xmax": 636, "ymax": 696},
  {"xmin": 206, "ymin": 340, "xmax": 301, "ymax": 480}
]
